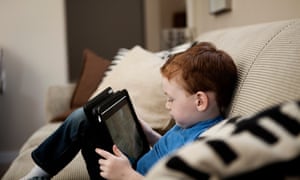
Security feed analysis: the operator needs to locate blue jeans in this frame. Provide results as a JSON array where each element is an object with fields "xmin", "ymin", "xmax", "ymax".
[{"xmin": 32, "ymin": 108, "xmax": 112, "ymax": 180}]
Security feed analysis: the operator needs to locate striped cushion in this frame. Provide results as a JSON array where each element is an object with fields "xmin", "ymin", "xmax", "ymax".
[{"xmin": 146, "ymin": 100, "xmax": 300, "ymax": 179}]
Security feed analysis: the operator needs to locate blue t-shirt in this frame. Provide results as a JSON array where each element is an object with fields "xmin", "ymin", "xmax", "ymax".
[{"xmin": 136, "ymin": 116, "xmax": 223, "ymax": 175}]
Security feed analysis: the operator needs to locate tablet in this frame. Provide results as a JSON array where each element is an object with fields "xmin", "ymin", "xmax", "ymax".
[
  {"xmin": 84, "ymin": 88, "xmax": 150, "ymax": 166},
  {"xmin": 83, "ymin": 87, "xmax": 114, "ymax": 120}
]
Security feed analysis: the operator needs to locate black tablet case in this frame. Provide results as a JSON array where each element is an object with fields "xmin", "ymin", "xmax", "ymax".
[{"xmin": 83, "ymin": 87, "xmax": 149, "ymax": 165}]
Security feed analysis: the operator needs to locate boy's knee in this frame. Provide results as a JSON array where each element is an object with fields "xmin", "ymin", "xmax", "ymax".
[{"xmin": 65, "ymin": 108, "xmax": 87, "ymax": 126}]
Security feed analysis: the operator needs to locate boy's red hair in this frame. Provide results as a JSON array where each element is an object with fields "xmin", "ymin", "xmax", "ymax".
[{"xmin": 160, "ymin": 42, "xmax": 237, "ymax": 115}]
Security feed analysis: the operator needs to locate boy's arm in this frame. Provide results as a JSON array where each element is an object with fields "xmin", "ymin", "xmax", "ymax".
[{"xmin": 139, "ymin": 119, "xmax": 161, "ymax": 146}]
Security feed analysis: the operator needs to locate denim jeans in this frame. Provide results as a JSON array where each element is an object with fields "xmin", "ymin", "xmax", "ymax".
[{"xmin": 32, "ymin": 108, "xmax": 112, "ymax": 180}]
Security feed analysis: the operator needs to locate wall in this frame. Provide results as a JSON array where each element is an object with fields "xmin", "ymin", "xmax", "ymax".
[
  {"xmin": 144, "ymin": 0, "xmax": 161, "ymax": 52},
  {"xmin": 66, "ymin": 0, "xmax": 145, "ymax": 82},
  {"xmin": 144, "ymin": 0, "xmax": 186, "ymax": 51},
  {"xmin": 188, "ymin": 0, "xmax": 300, "ymax": 36},
  {"xmin": 160, "ymin": 0, "xmax": 186, "ymax": 29},
  {"xmin": 0, "ymin": 0, "xmax": 68, "ymax": 164}
]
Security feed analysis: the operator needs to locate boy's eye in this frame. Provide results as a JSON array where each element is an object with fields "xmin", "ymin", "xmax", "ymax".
[{"xmin": 167, "ymin": 97, "xmax": 174, "ymax": 102}]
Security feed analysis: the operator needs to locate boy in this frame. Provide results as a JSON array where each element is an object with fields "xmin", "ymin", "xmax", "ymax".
[
  {"xmin": 22, "ymin": 42, "xmax": 237, "ymax": 180},
  {"xmin": 95, "ymin": 42, "xmax": 237, "ymax": 179}
]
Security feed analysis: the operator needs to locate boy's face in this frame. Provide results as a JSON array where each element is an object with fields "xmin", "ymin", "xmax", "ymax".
[{"xmin": 162, "ymin": 77, "xmax": 202, "ymax": 128}]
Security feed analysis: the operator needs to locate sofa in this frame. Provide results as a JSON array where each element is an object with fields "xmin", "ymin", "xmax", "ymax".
[{"xmin": 3, "ymin": 19, "xmax": 300, "ymax": 179}]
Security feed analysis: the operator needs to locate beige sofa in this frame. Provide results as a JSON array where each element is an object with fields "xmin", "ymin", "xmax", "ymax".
[{"xmin": 3, "ymin": 19, "xmax": 300, "ymax": 179}]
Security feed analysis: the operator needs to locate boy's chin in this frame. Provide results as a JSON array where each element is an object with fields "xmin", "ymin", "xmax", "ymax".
[{"xmin": 175, "ymin": 121, "xmax": 190, "ymax": 129}]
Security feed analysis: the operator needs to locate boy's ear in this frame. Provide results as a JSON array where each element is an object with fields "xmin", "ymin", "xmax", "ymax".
[{"xmin": 195, "ymin": 91, "xmax": 209, "ymax": 111}]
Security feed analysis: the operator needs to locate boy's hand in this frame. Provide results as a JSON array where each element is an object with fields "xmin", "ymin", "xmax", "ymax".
[{"xmin": 95, "ymin": 145, "xmax": 134, "ymax": 179}]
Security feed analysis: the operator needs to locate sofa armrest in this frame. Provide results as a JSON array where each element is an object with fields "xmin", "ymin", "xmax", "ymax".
[{"xmin": 45, "ymin": 83, "xmax": 75, "ymax": 123}]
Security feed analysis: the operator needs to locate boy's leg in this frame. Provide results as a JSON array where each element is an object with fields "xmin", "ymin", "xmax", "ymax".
[
  {"xmin": 81, "ymin": 115, "xmax": 113, "ymax": 180},
  {"xmin": 30, "ymin": 108, "xmax": 88, "ymax": 177},
  {"xmin": 23, "ymin": 107, "xmax": 113, "ymax": 180}
]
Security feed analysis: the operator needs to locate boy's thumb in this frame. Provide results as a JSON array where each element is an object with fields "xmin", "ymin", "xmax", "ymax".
[{"xmin": 112, "ymin": 145, "xmax": 124, "ymax": 157}]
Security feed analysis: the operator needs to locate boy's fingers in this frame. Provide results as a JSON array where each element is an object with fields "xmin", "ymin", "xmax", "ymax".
[{"xmin": 95, "ymin": 148, "xmax": 112, "ymax": 159}]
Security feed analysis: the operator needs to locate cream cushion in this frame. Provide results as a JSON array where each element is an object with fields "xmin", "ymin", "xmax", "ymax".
[{"xmin": 90, "ymin": 46, "xmax": 173, "ymax": 132}]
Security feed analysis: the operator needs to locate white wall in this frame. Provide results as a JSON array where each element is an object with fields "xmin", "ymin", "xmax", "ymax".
[
  {"xmin": 0, "ymin": 0, "xmax": 68, "ymax": 163},
  {"xmin": 188, "ymin": 0, "xmax": 300, "ymax": 36}
]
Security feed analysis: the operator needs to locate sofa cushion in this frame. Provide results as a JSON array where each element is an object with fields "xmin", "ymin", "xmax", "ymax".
[
  {"xmin": 2, "ymin": 123, "xmax": 90, "ymax": 179},
  {"xmin": 90, "ymin": 46, "xmax": 173, "ymax": 133},
  {"xmin": 195, "ymin": 19, "xmax": 300, "ymax": 117},
  {"xmin": 146, "ymin": 100, "xmax": 300, "ymax": 179},
  {"xmin": 50, "ymin": 49, "xmax": 111, "ymax": 122},
  {"xmin": 70, "ymin": 49, "xmax": 111, "ymax": 109},
  {"xmin": 50, "ymin": 109, "xmax": 76, "ymax": 123}
]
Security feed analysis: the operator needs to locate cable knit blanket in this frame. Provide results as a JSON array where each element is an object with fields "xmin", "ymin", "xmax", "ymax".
[{"xmin": 146, "ymin": 100, "xmax": 300, "ymax": 179}]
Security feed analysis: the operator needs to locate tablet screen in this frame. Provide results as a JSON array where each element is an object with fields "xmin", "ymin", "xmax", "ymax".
[{"xmin": 101, "ymin": 94, "xmax": 149, "ymax": 164}]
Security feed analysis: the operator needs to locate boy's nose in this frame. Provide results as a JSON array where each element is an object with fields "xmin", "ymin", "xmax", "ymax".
[{"xmin": 165, "ymin": 102, "xmax": 171, "ymax": 110}]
